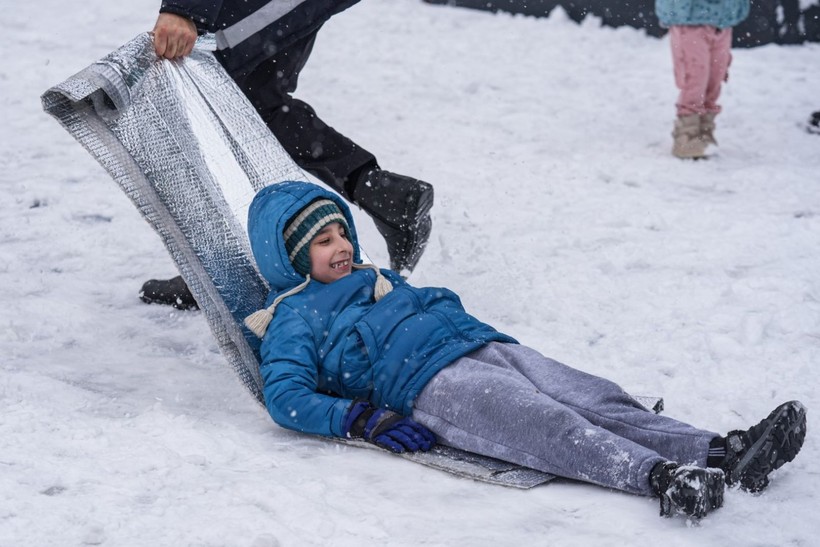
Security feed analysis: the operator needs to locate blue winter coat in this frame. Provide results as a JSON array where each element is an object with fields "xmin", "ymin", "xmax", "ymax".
[
  {"xmin": 248, "ymin": 182, "xmax": 516, "ymax": 437},
  {"xmin": 655, "ymin": 0, "xmax": 750, "ymax": 28},
  {"xmin": 160, "ymin": 0, "xmax": 361, "ymax": 75}
]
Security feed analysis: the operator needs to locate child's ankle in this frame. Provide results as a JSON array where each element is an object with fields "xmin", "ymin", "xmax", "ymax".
[{"xmin": 706, "ymin": 435, "xmax": 726, "ymax": 468}]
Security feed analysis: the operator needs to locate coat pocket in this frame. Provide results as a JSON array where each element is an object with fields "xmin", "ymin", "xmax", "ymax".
[{"xmin": 353, "ymin": 320, "xmax": 380, "ymax": 364}]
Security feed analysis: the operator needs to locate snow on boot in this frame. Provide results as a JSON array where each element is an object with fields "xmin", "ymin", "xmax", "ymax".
[
  {"xmin": 672, "ymin": 114, "xmax": 707, "ymax": 159},
  {"xmin": 354, "ymin": 169, "xmax": 434, "ymax": 275},
  {"xmin": 139, "ymin": 275, "xmax": 199, "ymax": 310},
  {"xmin": 700, "ymin": 113, "xmax": 718, "ymax": 146},
  {"xmin": 719, "ymin": 400, "xmax": 807, "ymax": 493},
  {"xmin": 650, "ymin": 462, "xmax": 725, "ymax": 519}
]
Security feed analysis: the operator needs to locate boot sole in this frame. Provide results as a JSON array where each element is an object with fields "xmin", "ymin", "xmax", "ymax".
[
  {"xmin": 672, "ymin": 151, "xmax": 708, "ymax": 160},
  {"xmin": 701, "ymin": 468, "xmax": 726, "ymax": 517},
  {"xmin": 412, "ymin": 182, "xmax": 434, "ymax": 227},
  {"xmin": 732, "ymin": 401, "xmax": 807, "ymax": 492},
  {"xmin": 661, "ymin": 467, "xmax": 724, "ymax": 519}
]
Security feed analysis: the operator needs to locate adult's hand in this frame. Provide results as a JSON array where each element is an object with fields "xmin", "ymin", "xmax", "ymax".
[{"xmin": 152, "ymin": 13, "xmax": 197, "ymax": 59}]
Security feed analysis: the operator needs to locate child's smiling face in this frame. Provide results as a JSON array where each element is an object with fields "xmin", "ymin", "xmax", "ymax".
[{"xmin": 308, "ymin": 222, "xmax": 354, "ymax": 283}]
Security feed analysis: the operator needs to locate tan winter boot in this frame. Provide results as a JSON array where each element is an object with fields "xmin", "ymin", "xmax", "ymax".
[
  {"xmin": 672, "ymin": 114, "xmax": 706, "ymax": 159},
  {"xmin": 700, "ymin": 113, "xmax": 718, "ymax": 146}
]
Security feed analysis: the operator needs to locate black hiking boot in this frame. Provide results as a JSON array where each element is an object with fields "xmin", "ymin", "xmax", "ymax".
[
  {"xmin": 650, "ymin": 462, "xmax": 725, "ymax": 519},
  {"xmin": 139, "ymin": 275, "xmax": 199, "ymax": 310},
  {"xmin": 354, "ymin": 169, "xmax": 434, "ymax": 275},
  {"xmin": 718, "ymin": 400, "xmax": 807, "ymax": 493}
]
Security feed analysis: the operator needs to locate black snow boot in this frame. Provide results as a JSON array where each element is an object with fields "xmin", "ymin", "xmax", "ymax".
[
  {"xmin": 717, "ymin": 400, "xmax": 807, "ymax": 493},
  {"xmin": 808, "ymin": 111, "xmax": 820, "ymax": 135},
  {"xmin": 649, "ymin": 462, "xmax": 725, "ymax": 519},
  {"xmin": 139, "ymin": 275, "xmax": 199, "ymax": 310},
  {"xmin": 353, "ymin": 168, "xmax": 434, "ymax": 275}
]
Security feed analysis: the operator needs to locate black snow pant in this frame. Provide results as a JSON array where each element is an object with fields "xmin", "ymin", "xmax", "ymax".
[{"xmin": 225, "ymin": 29, "xmax": 377, "ymax": 200}]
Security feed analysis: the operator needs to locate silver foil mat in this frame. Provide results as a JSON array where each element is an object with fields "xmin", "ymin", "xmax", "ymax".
[{"xmin": 42, "ymin": 33, "xmax": 306, "ymax": 402}]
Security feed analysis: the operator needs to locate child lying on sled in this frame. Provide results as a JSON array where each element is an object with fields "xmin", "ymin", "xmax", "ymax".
[{"xmin": 243, "ymin": 181, "xmax": 807, "ymax": 519}]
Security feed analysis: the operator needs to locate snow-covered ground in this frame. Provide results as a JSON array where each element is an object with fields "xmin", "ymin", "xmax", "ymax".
[{"xmin": 2, "ymin": 1, "xmax": 818, "ymax": 545}]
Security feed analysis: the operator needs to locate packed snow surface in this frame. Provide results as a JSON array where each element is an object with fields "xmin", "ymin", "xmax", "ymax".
[{"xmin": 2, "ymin": 0, "xmax": 818, "ymax": 545}]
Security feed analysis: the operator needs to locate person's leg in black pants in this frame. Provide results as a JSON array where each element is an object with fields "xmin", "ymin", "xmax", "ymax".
[
  {"xmin": 140, "ymin": 30, "xmax": 434, "ymax": 308},
  {"xmin": 232, "ymin": 31, "xmax": 433, "ymax": 274},
  {"xmin": 233, "ymin": 32, "xmax": 377, "ymax": 199}
]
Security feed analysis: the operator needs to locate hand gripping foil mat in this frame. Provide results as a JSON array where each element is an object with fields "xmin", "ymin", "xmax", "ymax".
[{"xmin": 41, "ymin": 33, "xmax": 662, "ymax": 488}]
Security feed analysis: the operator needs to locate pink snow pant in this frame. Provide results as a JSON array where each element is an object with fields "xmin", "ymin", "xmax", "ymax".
[{"xmin": 669, "ymin": 25, "xmax": 733, "ymax": 117}]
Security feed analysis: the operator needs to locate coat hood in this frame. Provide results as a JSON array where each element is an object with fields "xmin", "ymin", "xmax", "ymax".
[{"xmin": 248, "ymin": 181, "xmax": 362, "ymax": 294}]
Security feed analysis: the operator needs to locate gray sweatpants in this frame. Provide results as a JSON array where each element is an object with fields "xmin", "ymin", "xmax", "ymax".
[{"xmin": 412, "ymin": 342, "xmax": 716, "ymax": 495}]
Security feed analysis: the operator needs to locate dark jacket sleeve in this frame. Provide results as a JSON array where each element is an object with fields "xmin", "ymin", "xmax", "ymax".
[{"xmin": 160, "ymin": 0, "xmax": 224, "ymax": 29}]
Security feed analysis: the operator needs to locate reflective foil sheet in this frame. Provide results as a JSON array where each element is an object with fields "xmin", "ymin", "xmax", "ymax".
[{"xmin": 42, "ymin": 33, "xmax": 306, "ymax": 403}]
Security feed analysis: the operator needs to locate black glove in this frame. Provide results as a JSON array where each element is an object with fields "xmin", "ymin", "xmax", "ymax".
[{"xmin": 343, "ymin": 400, "xmax": 436, "ymax": 453}]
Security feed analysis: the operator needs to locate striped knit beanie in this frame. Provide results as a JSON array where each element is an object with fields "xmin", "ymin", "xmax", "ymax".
[{"xmin": 284, "ymin": 198, "xmax": 350, "ymax": 276}]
